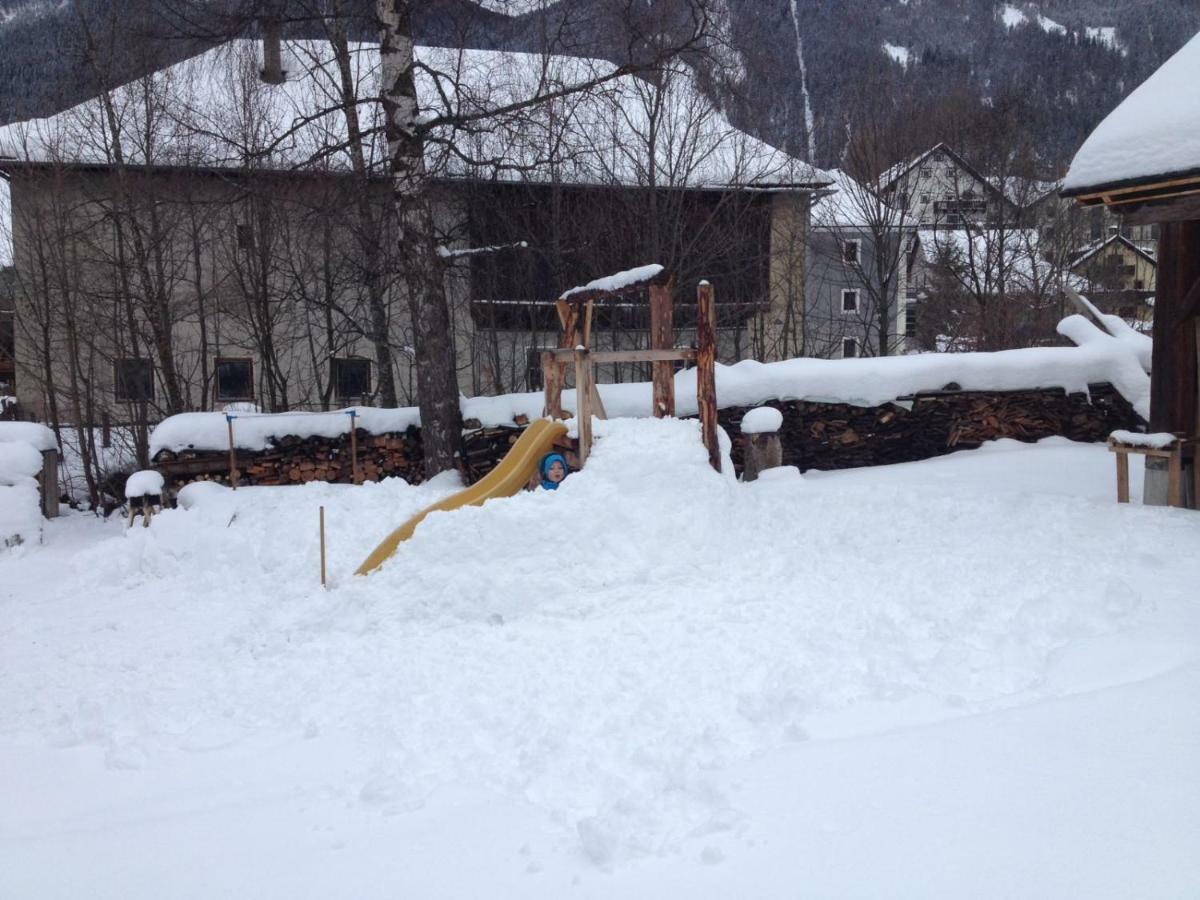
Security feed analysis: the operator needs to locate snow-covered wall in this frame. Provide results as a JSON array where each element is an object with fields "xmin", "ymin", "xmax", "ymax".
[{"xmin": 151, "ymin": 341, "xmax": 1149, "ymax": 456}]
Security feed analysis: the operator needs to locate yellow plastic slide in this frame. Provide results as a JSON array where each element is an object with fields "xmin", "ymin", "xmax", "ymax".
[{"xmin": 355, "ymin": 418, "xmax": 569, "ymax": 576}]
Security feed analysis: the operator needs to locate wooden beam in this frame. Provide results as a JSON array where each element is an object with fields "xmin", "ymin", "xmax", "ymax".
[
  {"xmin": 544, "ymin": 348, "xmax": 697, "ymax": 364},
  {"xmin": 696, "ymin": 281, "xmax": 721, "ymax": 473},
  {"xmin": 649, "ymin": 279, "xmax": 675, "ymax": 418}
]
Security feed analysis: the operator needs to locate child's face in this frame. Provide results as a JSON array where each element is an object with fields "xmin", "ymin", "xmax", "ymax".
[{"xmin": 547, "ymin": 461, "xmax": 566, "ymax": 483}]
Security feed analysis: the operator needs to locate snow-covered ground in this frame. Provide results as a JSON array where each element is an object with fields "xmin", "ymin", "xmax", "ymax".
[{"xmin": 2, "ymin": 420, "xmax": 1198, "ymax": 898}]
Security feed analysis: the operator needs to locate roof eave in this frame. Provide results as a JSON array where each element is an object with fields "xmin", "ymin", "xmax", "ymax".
[{"xmin": 1060, "ymin": 165, "xmax": 1200, "ymax": 204}]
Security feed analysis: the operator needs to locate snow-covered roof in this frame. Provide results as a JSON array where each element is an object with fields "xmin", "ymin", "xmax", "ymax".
[
  {"xmin": 1063, "ymin": 30, "xmax": 1200, "ymax": 194},
  {"xmin": 0, "ymin": 40, "xmax": 831, "ymax": 193},
  {"xmin": 1069, "ymin": 233, "xmax": 1157, "ymax": 270},
  {"xmin": 811, "ymin": 169, "xmax": 913, "ymax": 229}
]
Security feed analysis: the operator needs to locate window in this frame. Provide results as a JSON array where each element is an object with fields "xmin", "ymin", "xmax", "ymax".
[
  {"xmin": 842, "ymin": 240, "xmax": 860, "ymax": 265},
  {"xmin": 236, "ymin": 223, "xmax": 255, "ymax": 251},
  {"xmin": 114, "ymin": 358, "xmax": 154, "ymax": 402},
  {"xmin": 903, "ymin": 301, "xmax": 919, "ymax": 337},
  {"xmin": 332, "ymin": 357, "xmax": 371, "ymax": 400},
  {"xmin": 842, "ymin": 337, "xmax": 859, "ymax": 358},
  {"xmin": 920, "ymin": 167, "xmax": 932, "ymax": 178},
  {"xmin": 1135, "ymin": 279, "xmax": 1145, "ymax": 291},
  {"xmin": 841, "ymin": 289, "xmax": 859, "ymax": 313},
  {"xmin": 215, "ymin": 358, "xmax": 254, "ymax": 401},
  {"xmin": 920, "ymin": 193, "xmax": 931, "ymax": 205}
]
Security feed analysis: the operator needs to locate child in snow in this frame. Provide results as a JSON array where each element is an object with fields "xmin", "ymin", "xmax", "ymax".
[{"xmin": 538, "ymin": 452, "xmax": 570, "ymax": 490}]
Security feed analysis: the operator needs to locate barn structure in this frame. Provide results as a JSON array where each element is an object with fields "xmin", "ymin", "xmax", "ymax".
[{"xmin": 1061, "ymin": 30, "xmax": 1200, "ymax": 507}]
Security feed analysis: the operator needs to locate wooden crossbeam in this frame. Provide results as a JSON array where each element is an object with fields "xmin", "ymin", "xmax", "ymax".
[{"xmin": 544, "ymin": 348, "xmax": 697, "ymax": 364}]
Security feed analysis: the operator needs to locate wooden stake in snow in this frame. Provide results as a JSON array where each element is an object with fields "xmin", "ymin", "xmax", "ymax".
[
  {"xmin": 319, "ymin": 505, "xmax": 327, "ymax": 588},
  {"xmin": 346, "ymin": 410, "xmax": 361, "ymax": 485},
  {"xmin": 226, "ymin": 414, "xmax": 239, "ymax": 490}
]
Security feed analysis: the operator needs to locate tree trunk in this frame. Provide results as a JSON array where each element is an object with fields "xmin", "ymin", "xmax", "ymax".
[{"xmin": 377, "ymin": 0, "xmax": 462, "ymax": 476}]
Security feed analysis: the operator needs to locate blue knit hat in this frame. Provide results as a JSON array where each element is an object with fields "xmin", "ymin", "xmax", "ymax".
[{"xmin": 540, "ymin": 453, "xmax": 570, "ymax": 490}]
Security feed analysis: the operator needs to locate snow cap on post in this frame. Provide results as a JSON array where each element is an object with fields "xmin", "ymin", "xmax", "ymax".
[{"xmin": 741, "ymin": 406, "xmax": 783, "ymax": 435}]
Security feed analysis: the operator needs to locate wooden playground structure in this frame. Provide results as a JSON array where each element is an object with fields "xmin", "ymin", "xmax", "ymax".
[{"xmin": 539, "ymin": 265, "xmax": 721, "ymax": 471}]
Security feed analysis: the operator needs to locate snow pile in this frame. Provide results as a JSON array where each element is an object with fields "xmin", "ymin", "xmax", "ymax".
[
  {"xmin": 1063, "ymin": 293, "xmax": 1153, "ymax": 372},
  {"xmin": 124, "ymin": 470, "xmax": 165, "ymax": 499},
  {"xmin": 1109, "ymin": 430, "xmax": 1176, "ymax": 449},
  {"xmin": 1064, "ymin": 31, "xmax": 1200, "ymax": 192},
  {"xmin": 0, "ymin": 421, "xmax": 56, "ymax": 452},
  {"xmin": 152, "ymin": 336, "xmax": 1151, "ymax": 455},
  {"xmin": 741, "ymin": 406, "xmax": 783, "ymax": 434},
  {"xmin": 0, "ymin": 440, "xmax": 44, "ymax": 548},
  {"xmin": 3, "ymin": 423, "xmax": 1199, "ymax": 894}
]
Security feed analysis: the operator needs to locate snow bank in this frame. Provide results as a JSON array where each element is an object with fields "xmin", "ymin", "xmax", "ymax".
[
  {"xmin": 0, "ymin": 440, "xmax": 43, "ymax": 548},
  {"xmin": 0, "ymin": 421, "xmax": 56, "ymax": 452},
  {"xmin": 124, "ymin": 470, "xmax": 165, "ymax": 499},
  {"xmin": 741, "ymin": 407, "xmax": 783, "ymax": 434},
  {"xmin": 1110, "ymin": 430, "xmax": 1176, "ymax": 449},
  {"xmin": 9, "ymin": 421, "xmax": 1198, "ymax": 883},
  {"xmin": 1064, "ymin": 31, "xmax": 1200, "ymax": 191},
  {"xmin": 152, "ymin": 341, "xmax": 1150, "ymax": 455},
  {"xmin": 0, "ymin": 440, "xmax": 44, "ymax": 485}
]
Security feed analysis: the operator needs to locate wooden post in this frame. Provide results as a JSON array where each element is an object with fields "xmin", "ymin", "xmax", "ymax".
[
  {"xmin": 347, "ymin": 410, "xmax": 360, "ymax": 485},
  {"xmin": 226, "ymin": 415, "xmax": 239, "ymax": 490},
  {"xmin": 1115, "ymin": 450, "xmax": 1130, "ymax": 503},
  {"xmin": 574, "ymin": 347, "xmax": 593, "ymax": 465},
  {"xmin": 319, "ymin": 505, "xmax": 327, "ymax": 588},
  {"xmin": 1168, "ymin": 446, "xmax": 1183, "ymax": 508},
  {"xmin": 649, "ymin": 279, "xmax": 675, "ymax": 418},
  {"xmin": 40, "ymin": 448, "xmax": 59, "ymax": 518},
  {"xmin": 542, "ymin": 350, "xmax": 564, "ymax": 418},
  {"xmin": 696, "ymin": 281, "xmax": 721, "ymax": 473}
]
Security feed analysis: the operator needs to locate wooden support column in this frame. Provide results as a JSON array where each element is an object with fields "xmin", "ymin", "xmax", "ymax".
[
  {"xmin": 649, "ymin": 279, "xmax": 676, "ymax": 418},
  {"xmin": 1150, "ymin": 222, "xmax": 1200, "ymax": 436},
  {"xmin": 574, "ymin": 347, "xmax": 594, "ymax": 465},
  {"xmin": 542, "ymin": 350, "xmax": 564, "ymax": 418},
  {"xmin": 1146, "ymin": 221, "xmax": 1200, "ymax": 506},
  {"xmin": 696, "ymin": 281, "xmax": 721, "ymax": 472}
]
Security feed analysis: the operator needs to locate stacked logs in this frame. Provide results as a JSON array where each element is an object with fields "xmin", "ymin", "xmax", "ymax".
[
  {"xmin": 719, "ymin": 383, "xmax": 1141, "ymax": 474},
  {"xmin": 154, "ymin": 384, "xmax": 1142, "ymax": 489},
  {"xmin": 153, "ymin": 423, "xmax": 532, "ymax": 489}
]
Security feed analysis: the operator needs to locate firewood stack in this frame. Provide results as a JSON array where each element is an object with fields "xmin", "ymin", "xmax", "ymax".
[
  {"xmin": 154, "ymin": 426, "xmax": 427, "ymax": 488},
  {"xmin": 719, "ymin": 383, "xmax": 1142, "ymax": 474},
  {"xmin": 155, "ymin": 383, "xmax": 1140, "ymax": 489}
]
